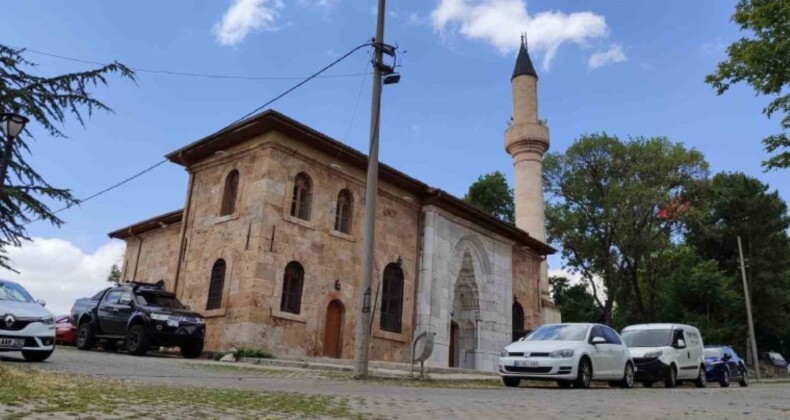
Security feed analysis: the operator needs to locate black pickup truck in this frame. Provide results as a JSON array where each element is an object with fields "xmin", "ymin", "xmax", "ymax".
[{"xmin": 70, "ymin": 281, "xmax": 205, "ymax": 358}]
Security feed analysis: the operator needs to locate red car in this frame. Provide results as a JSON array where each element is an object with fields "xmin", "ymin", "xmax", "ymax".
[{"xmin": 55, "ymin": 315, "xmax": 76, "ymax": 345}]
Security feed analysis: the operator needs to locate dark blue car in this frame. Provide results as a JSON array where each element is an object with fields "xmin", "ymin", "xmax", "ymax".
[{"xmin": 704, "ymin": 345, "xmax": 749, "ymax": 387}]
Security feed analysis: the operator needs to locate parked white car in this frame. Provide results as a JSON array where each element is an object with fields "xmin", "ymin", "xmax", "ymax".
[
  {"xmin": 0, "ymin": 280, "xmax": 56, "ymax": 362},
  {"xmin": 498, "ymin": 323, "xmax": 635, "ymax": 389},
  {"xmin": 621, "ymin": 323, "xmax": 706, "ymax": 388}
]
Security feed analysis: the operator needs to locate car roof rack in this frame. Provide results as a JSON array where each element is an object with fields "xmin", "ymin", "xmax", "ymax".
[{"xmin": 124, "ymin": 280, "xmax": 167, "ymax": 292}]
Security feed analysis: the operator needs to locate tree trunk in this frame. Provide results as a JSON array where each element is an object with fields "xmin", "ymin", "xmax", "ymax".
[{"xmin": 629, "ymin": 262, "xmax": 648, "ymax": 322}]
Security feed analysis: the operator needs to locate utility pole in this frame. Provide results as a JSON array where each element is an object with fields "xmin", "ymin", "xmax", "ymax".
[
  {"xmin": 353, "ymin": 0, "xmax": 387, "ymax": 379},
  {"xmin": 738, "ymin": 236, "xmax": 760, "ymax": 380}
]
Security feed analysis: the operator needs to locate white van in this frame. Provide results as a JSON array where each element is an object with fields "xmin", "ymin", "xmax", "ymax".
[{"xmin": 621, "ymin": 323, "xmax": 706, "ymax": 388}]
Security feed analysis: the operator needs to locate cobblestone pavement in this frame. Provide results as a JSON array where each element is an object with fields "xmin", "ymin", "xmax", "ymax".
[{"xmin": 4, "ymin": 348, "xmax": 790, "ymax": 419}]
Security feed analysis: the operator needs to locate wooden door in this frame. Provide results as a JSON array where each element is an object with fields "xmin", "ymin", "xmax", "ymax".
[
  {"xmin": 323, "ymin": 300, "xmax": 344, "ymax": 358},
  {"xmin": 449, "ymin": 321, "xmax": 459, "ymax": 367}
]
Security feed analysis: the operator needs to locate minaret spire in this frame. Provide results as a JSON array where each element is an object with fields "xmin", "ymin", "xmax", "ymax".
[{"xmin": 512, "ymin": 32, "xmax": 538, "ymax": 80}]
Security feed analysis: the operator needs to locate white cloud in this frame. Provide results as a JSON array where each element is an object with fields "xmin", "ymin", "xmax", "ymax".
[
  {"xmin": 213, "ymin": 0, "xmax": 284, "ymax": 46},
  {"xmin": 0, "ymin": 239, "xmax": 125, "ymax": 315},
  {"xmin": 587, "ymin": 44, "xmax": 627, "ymax": 69},
  {"xmin": 431, "ymin": 0, "xmax": 611, "ymax": 70}
]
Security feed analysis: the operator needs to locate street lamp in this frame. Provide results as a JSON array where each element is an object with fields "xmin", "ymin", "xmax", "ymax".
[
  {"xmin": 0, "ymin": 112, "xmax": 30, "ymax": 187},
  {"xmin": 0, "ymin": 113, "xmax": 29, "ymax": 141}
]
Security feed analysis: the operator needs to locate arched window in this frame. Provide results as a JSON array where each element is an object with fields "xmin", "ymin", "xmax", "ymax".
[
  {"xmin": 206, "ymin": 259, "xmax": 226, "ymax": 310},
  {"xmin": 290, "ymin": 173, "xmax": 312, "ymax": 220},
  {"xmin": 334, "ymin": 189, "xmax": 353, "ymax": 234},
  {"xmin": 512, "ymin": 302, "xmax": 525, "ymax": 342},
  {"xmin": 380, "ymin": 263, "xmax": 404, "ymax": 333},
  {"xmin": 220, "ymin": 170, "xmax": 239, "ymax": 216},
  {"xmin": 280, "ymin": 261, "xmax": 304, "ymax": 314}
]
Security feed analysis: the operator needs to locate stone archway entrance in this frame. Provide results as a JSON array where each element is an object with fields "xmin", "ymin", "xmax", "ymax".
[
  {"xmin": 450, "ymin": 250, "xmax": 480, "ymax": 369},
  {"xmin": 323, "ymin": 300, "xmax": 344, "ymax": 358}
]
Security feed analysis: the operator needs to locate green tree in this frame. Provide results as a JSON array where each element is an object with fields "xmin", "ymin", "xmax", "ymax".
[
  {"xmin": 544, "ymin": 134, "xmax": 709, "ymax": 325},
  {"xmin": 706, "ymin": 0, "xmax": 790, "ymax": 169},
  {"xmin": 107, "ymin": 264, "xmax": 122, "ymax": 283},
  {"xmin": 549, "ymin": 276, "xmax": 601, "ymax": 323},
  {"xmin": 464, "ymin": 171, "xmax": 514, "ymax": 223},
  {"xmin": 0, "ymin": 44, "xmax": 134, "ymax": 271},
  {"xmin": 687, "ymin": 172, "xmax": 790, "ymax": 353}
]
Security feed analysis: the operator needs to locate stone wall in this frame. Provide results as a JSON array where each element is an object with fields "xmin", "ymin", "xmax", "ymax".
[
  {"xmin": 415, "ymin": 206, "xmax": 523, "ymax": 372},
  {"xmin": 511, "ymin": 246, "xmax": 542, "ymax": 332},
  {"xmin": 121, "ymin": 222, "xmax": 181, "ymax": 291},
  {"xmin": 173, "ymin": 130, "xmax": 420, "ymax": 361}
]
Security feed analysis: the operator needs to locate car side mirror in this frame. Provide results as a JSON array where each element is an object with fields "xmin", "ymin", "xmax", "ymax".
[
  {"xmin": 36, "ymin": 298, "xmax": 47, "ymax": 307},
  {"xmin": 675, "ymin": 339, "xmax": 686, "ymax": 349},
  {"xmin": 119, "ymin": 297, "xmax": 133, "ymax": 306},
  {"xmin": 591, "ymin": 336, "xmax": 606, "ymax": 345}
]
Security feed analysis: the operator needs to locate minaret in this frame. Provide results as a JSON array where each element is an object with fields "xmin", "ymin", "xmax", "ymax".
[{"xmin": 505, "ymin": 34, "xmax": 552, "ymax": 316}]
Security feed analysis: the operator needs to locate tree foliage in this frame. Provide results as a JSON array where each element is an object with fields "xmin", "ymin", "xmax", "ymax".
[
  {"xmin": 464, "ymin": 171, "xmax": 515, "ymax": 223},
  {"xmin": 543, "ymin": 134, "xmax": 709, "ymax": 325},
  {"xmin": 687, "ymin": 172, "xmax": 790, "ymax": 352},
  {"xmin": 0, "ymin": 44, "xmax": 134, "ymax": 271},
  {"xmin": 107, "ymin": 264, "xmax": 122, "ymax": 283},
  {"xmin": 549, "ymin": 276, "xmax": 600, "ymax": 323},
  {"xmin": 706, "ymin": 0, "xmax": 790, "ymax": 169}
]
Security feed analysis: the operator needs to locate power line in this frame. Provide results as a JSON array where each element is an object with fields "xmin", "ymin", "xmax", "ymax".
[
  {"xmin": 25, "ymin": 159, "xmax": 170, "ymax": 225},
  {"xmin": 23, "ymin": 41, "xmax": 373, "ymax": 226},
  {"xmin": 20, "ymin": 47, "xmax": 370, "ymax": 81},
  {"xmin": 231, "ymin": 41, "xmax": 372, "ymax": 125}
]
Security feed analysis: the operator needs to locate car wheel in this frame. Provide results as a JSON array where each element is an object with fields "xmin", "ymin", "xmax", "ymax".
[
  {"xmin": 620, "ymin": 363, "xmax": 635, "ymax": 389},
  {"xmin": 22, "ymin": 349, "xmax": 54, "ymax": 362},
  {"xmin": 125, "ymin": 324, "xmax": 149, "ymax": 356},
  {"xmin": 693, "ymin": 365, "xmax": 707, "ymax": 388},
  {"xmin": 557, "ymin": 380, "xmax": 572, "ymax": 389},
  {"xmin": 180, "ymin": 340, "xmax": 204, "ymax": 359},
  {"xmin": 718, "ymin": 367, "xmax": 730, "ymax": 387},
  {"xmin": 75, "ymin": 322, "xmax": 96, "ymax": 350},
  {"xmin": 574, "ymin": 358, "xmax": 592, "ymax": 389},
  {"xmin": 502, "ymin": 377, "xmax": 521, "ymax": 388},
  {"xmin": 643, "ymin": 381, "xmax": 654, "ymax": 388},
  {"xmin": 738, "ymin": 366, "xmax": 749, "ymax": 387},
  {"xmin": 664, "ymin": 365, "xmax": 677, "ymax": 388}
]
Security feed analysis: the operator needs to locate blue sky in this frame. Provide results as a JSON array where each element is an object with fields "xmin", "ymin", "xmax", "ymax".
[{"xmin": 1, "ymin": 0, "xmax": 787, "ymax": 311}]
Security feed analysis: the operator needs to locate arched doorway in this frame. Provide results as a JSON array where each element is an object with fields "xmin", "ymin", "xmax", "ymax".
[
  {"xmin": 449, "ymin": 321, "xmax": 459, "ymax": 367},
  {"xmin": 450, "ymin": 250, "xmax": 480, "ymax": 369},
  {"xmin": 512, "ymin": 302, "xmax": 526, "ymax": 342},
  {"xmin": 323, "ymin": 300, "xmax": 344, "ymax": 358}
]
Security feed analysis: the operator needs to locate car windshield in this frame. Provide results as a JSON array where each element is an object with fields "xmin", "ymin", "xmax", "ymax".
[
  {"xmin": 621, "ymin": 329, "xmax": 672, "ymax": 347},
  {"xmin": 704, "ymin": 348, "xmax": 723, "ymax": 358},
  {"xmin": 770, "ymin": 352, "xmax": 786, "ymax": 362},
  {"xmin": 136, "ymin": 292, "xmax": 185, "ymax": 309},
  {"xmin": 0, "ymin": 281, "xmax": 35, "ymax": 303},
  {"xmin": 525, "ymin": 325, "xmax": 589, "ymax": 341}
]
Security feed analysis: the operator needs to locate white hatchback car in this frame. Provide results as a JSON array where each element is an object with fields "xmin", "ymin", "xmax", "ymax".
[
  {"xmin": 0, "ymin": 280, "xmax": 56, "ymax": 362},
  {"xmin": 499, "ymin": 323, "xmax": 635, "ymax": 389}
]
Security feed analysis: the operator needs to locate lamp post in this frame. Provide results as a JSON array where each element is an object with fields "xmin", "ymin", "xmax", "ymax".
[{"xmin": 0, "ymin": 112, "xmax": 30, "ymax": 188}]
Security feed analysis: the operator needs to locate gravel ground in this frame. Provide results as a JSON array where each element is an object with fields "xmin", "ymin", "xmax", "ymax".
[{"xmin": 3, "ymin": 347, "xmax": 790, "ymax": 419}]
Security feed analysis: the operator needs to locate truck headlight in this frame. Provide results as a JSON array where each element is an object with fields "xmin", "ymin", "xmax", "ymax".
[
  {"xmin": 150, "ymin": 313, "xmax": 170, "ymax": 321},
  {"xmin": 501, "ymin": 350, "xmax": 509, "ymax": 357},
  {"xmin": 550, "ymin": 349, "xmax": 575, "ymax": 358},
  {"xmin": 644, "ymin": 350, "xmax": 663, "ymax": 359}
]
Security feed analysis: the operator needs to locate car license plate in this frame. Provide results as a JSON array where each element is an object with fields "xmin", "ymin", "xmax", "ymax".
[
  {"xmin": 514, "ymin": 360, "xmax": 539, "ymax": 368},
  {"xmin": 167, "ymin": 320, "xmax": 179, "ymax": 327},
  {"xmin": 0, "ymin": 338, "xmax": 24, "ymax": 348}
]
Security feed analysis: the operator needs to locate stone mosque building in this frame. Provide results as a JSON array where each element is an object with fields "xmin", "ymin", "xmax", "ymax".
[{"xmin": 109, "ymin": 39, "xmax": 559, "ymax": 372}]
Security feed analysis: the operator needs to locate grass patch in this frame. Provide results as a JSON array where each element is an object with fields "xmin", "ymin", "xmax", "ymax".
[
  {"xmin": 234, "ymin": 347, "xmax": 274, "ymax": 359},
  {"xmin": 0, "ymin": 364, "xmax": 365, "ymax": 419}
]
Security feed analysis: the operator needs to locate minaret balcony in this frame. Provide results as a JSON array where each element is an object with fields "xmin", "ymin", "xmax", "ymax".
[{"xmin": 505, "ymin": 122, "xmax": 550, "ymax": 155}]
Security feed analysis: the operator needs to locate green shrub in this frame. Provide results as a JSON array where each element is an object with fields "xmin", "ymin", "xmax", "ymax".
[{"xmin": 234, "ymin": 347, "xmax": 274, "ymax": 359}]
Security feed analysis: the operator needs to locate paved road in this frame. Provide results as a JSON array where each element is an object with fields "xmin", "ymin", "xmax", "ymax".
[{"xmin": 4, "ymin": 348, "xmax": 790, "ymax": 419}]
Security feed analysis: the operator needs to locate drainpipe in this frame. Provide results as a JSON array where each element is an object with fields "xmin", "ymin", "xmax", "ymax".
[
  {"xmin": 410, "ymin": 207, "xmax": 424, "ymax": 349},
  {"xmin": 173, "ymin": 155, "xmax": 195, "ymax": 297}
]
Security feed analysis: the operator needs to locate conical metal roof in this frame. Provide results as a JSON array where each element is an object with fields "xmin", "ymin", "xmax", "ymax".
[{"xmin": 512, "ymin": 35, "xmax": 538, "ymax": 80}]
